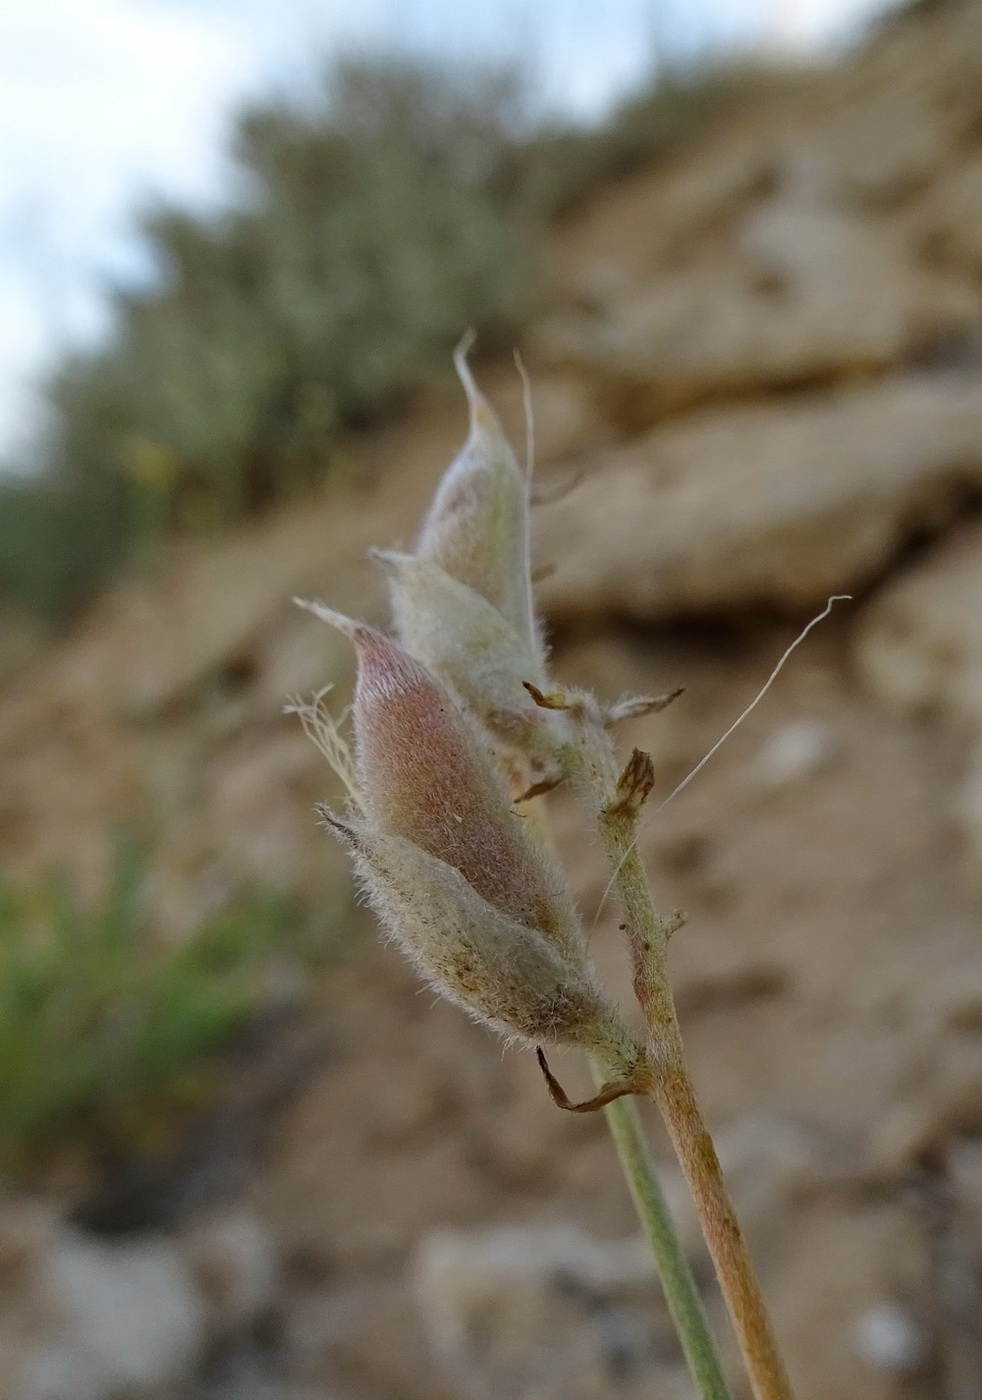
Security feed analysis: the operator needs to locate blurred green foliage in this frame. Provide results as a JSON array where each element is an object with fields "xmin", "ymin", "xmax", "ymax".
[
  {"xmin": 0, "ymin": 473, "xmax": 133, "ymax": 620},
  {"xmin": 3, "ymin": 52, "xmax": 777, "ymax": 621},
  {"xmin": 0, "ymin": 842, "xmax": 299, "ymax": 1176},
  {"xmin": 47, "ymin": 59, "xmax": 535, "ymax": 529}
]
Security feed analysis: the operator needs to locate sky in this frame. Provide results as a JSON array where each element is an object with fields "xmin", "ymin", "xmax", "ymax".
[{"xmin": 0, "ymin": 0, "xmax": 902, "ymax": 464}]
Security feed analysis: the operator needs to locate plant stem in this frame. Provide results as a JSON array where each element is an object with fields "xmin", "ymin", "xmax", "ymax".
[
  {"xmin": 593, "ymin": 1060, "xmax": 734, "ymax": 1400},
  {"xmin": 525, "ymin": 781, "xmax": 733, "ymax": 1400},
  {"xmin": 650, "ymin": 1059, "xmax": 792, "ymax": 1400},
  {"xmin": 571, "ymin": 717, "xmax": 794, "ymax": 1400}
]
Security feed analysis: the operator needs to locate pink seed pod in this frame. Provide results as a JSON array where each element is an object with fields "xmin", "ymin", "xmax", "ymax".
[
  {"xmin": 303, "ymin": 607, "xmax": 646, "ymax": 1064},
  {"xmin": 415, "ymin": 339, "xmax": 538, "ymax": 655},
  {"xmin": 304, "ymin": 603, "xmax": 580, "ymax": 961}
]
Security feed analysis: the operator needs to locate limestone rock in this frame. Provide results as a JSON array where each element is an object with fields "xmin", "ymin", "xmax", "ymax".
[
  {"xmin": 854, "ymin": 523, "xmax": 982, "ymax": 725},
  {"xmin": 869, "ymin": 1039, "xmax": 982, "ymax": 1174},
  {"xmin": 540, "ymin": 17, "xmax": 982, "ymax": 430},
  {"xmin": 66, "ymin": 507, "xmax": 361, "ymax": 719},
  {"xmin": 911, "ymin": 154, "xmax": 982, "ymax": 273},
  {"xmin": 32, "ymin": 1228, "xmax": 204, "ymax": 1400},
  {"xmin": 854, "ymin": 525, "xmax": 982, "ymax": 895},
  {"xmin": 536, "ymin": 374, "xmax": 982, "ymax": 621},
  {"xmin": 953, "ymin": 746, "xmax": 982, "ymax": 901},
  {"xmin": 0, "ymin": 1200, "xmax": 279, "ymax": 1400},
  {"xmin": 180, "ymin": 1210, "xmax": 279, "ymax": 1336},
  {"xmin": 946, "ymin": 1136, "xmax": 982, "ymax": 1231},
  {"xmin": 541, "ymin": 206, "xmax": 978, "ymax": 423},
  {"xmin": 412, "ymin": 1223, "xmax": 689, "ymax": 1400}
]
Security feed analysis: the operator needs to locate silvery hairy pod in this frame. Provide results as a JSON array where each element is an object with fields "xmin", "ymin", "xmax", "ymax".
[
  {"xmin": 377, "ymin": 343, "xmax": 571, "ymax": 791},
  {"xmin": 371, "ymin": 550, "xmax": 567, "ymax": 787},
  {"xmin": 327, "ymin": 821, "xmax": 643, "ymax": 1068},
  {"xmin": 414, "ymin": 337, "xmax": 538, "ymax": 653},
  {"xmin": 306, "ymin": 606, "xmax": 648, "ymax": 1075}
]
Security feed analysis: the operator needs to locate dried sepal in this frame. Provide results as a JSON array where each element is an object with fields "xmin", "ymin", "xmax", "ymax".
[
  {"xmin": 605, "ymin": 689, "xmax": 686, "ymax": 726},
  {"xmin": 523, "ymin": 682, "xmax": 604, "ymax": 725},
  {"xmin": 293, "ymin": 597, "xmax": 361, "ymax": 643},
  {"xmin": 523, "ymin": 681, "xmax": 575, "ymax": 712},
  {"xmin": 606, "ymin": 748, "xmax": 656, "ymax": 820},
  {"xmin": 535, "ymin": 1048, "xmax": 650, "ymax": 1112},
  {"xmin": 514, "ymin": 773, "xmax": 565, "ymax": 803}
]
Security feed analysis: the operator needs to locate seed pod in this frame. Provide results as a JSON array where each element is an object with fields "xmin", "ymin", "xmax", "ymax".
[
  {"xmin": 373, "ymin": 550, "xmax": 566, "ymax": 769},
  {"xmin": 303, "ymin": 609, "xmax": 647, "ymax": 1066},
  {"xmin": 415, "ymin": 340, "xmax": 538, "ymax": 655},
  {"xmin": 304, "ymin": 602, "xmax": 580, "ymax": 960},
  {"xmin": 326, "ymin": 817, "xmax": 647, "ymax": 1074}
]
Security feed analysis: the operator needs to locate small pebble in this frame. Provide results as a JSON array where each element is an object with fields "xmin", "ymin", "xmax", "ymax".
[
  {"xmin": 750, "ymin": 720, "xmax": 836, "ymax": 791},
  {"xmin": 852, "ymin": 1302, "xmax": 929, "ymax": 1374}
]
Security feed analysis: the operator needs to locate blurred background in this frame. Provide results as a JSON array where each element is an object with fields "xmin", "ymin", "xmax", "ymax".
[{"xmin": 6, "ymin": 0, "xmax": 982, "ymax": 1397}]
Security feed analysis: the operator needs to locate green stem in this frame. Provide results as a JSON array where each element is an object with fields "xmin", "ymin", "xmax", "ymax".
[{"xmin": 593, "ymin": 1059, "xmax": 733, "ymax": 1400}]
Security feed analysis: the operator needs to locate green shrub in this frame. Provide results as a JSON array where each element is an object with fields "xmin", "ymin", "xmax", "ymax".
[
  {"xmin": 0, "ymin": 842, "xmax": 299, "ymax": 1174},
  {"xmin": 0, "ymin": 473, "xmax": 134, "ymax": 622},
  {"xmin": 45, "ymin": 57, "xmax": 536, "ymax": 532},
  {"xmin": 4, "ymin": 52, "xmax": 784, "ymax": 621}
]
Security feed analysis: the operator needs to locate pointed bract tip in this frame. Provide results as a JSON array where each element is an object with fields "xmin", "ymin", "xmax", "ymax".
[
  {"xmin": 315, "ymin": 804, "xmax": 359, "ymax": 843},
  {"xmin": 294, "ymin": 597, "xmax": 360, "ymax": 639},
  {"xmin": 295, "ymin": 599, "xmax": 397, "ymax": 675},
  {"xmin": 368, "ymin": 547, "xmax": 410, "ymax": 577},
  {"xmin": 453, "ymin": 331, "xmax": 498, "ymax": 431},
  {"xmin": 452, "ymin": 328, "xmax": 477, "ymax": 378}
]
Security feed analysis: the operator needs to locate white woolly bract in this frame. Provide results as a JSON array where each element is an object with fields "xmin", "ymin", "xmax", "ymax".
[
  {"xmin": 376, "ymin": 551, "xmax": 570, "ymax": 787},
  {"xmin": 416, "ymin": 346, "xmax": 537, "ymax": 656},
  {"xmin": 375, "ymin": 550, "xmax": 553, "ymax": 713},
  {"xmin": 334, "ymin": 822, "xmax": 631, "ymax": 1055}
]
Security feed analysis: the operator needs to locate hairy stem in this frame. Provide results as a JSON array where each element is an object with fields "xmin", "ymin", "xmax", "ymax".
[
  {"xmin": 569, "ymin": 714, "xmax": 794, "ymax": 1400},
  {"xmin": 523, "ymin": 783, "xmax": 733, "ymax": 1399},
  {"xmin": 650, "ymin": 1061, "xmax": 792, "ymax": 1400},
  {"xmin": 593, "ymin": 1060, "xmax": 734, "ymax": 1400}
]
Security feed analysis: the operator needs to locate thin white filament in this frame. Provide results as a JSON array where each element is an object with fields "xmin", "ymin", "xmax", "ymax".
[
  {"xmin": 284, "ymin": 685, "xmax": 362, "ymax": 807},
  {"xmin": 657, "ymin": 594, "xmax": 852, "ymax": 812},
  {"xmin": 514, "ymin": 348, "xmax": 535, "ymax": 484},
  {"xmin": 593, "ymin": 594, "xmax": 851, "ymax": 925}
]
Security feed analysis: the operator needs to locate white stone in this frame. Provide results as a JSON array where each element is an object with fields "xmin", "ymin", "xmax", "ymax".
[
  {"xmin": 31, "ymin": 1228, "xmax": 205, "ymax": 1400},
  {"xmin": 749, "ymin": 720, "xmax": 837, "ymax": 791},
  {"xmin": 412, "ymin": 1223, "xmax": 682, "ymax": 1400},
  {"xmin": 852, "ymin": 1302, "xmax": 929, "ymax": 1375}
]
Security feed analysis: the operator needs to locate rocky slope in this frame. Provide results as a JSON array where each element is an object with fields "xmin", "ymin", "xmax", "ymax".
[{"xmin": 6, "ymin": 2, "xmax": 982, "ymax": 1397}]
